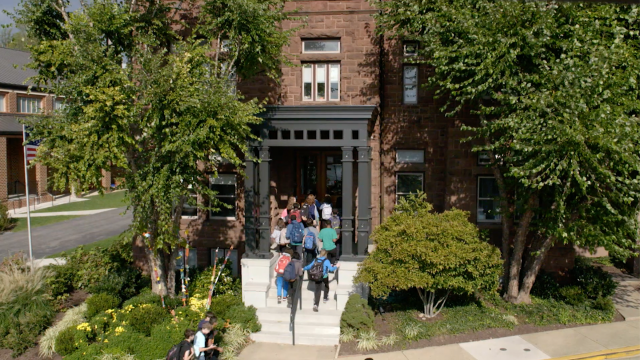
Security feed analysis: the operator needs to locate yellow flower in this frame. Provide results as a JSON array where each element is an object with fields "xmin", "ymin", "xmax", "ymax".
[
  {"xmin": 76, "ymin": 323, "xmax": 91, "ymax": 332},
  {"xmin": 104, "ymin": 339, "xmax": 109, "ymax": 343},
  {"xmin": 115, "ymin": 326, "xmax": 125, "ymax": 335}
]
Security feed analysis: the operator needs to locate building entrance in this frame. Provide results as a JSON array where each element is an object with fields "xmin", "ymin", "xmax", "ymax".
[{"xmin": 297, "ymin": 150, "xmax": 343, "ymax": 214}]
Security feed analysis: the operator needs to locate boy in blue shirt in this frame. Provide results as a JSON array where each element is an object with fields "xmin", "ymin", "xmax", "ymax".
[{"xmin": 303, "ymin": 249, "xmax": 340, "ymax": 312}]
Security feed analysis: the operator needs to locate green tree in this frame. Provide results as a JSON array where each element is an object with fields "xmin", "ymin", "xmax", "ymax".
[
  {"xmin": 10, "ymin": 0, "xmax": 297, "ymax": 295},
  {"xmin": 355, "ymin": 193, "xmax": 503, "ymax": 317},
  {"xmin": 374, "ymin": 0, "xmax": 640, "ymax": 303}
]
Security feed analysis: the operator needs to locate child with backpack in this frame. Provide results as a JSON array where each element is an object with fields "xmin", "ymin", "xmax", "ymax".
[
  {"xmin": 284, "ymin": 251, "xmax": 304, "ymax": 309},
  {"xmin": 302, "ymin": 218, "xmax": 320, "ymax": 266},
  {"xmin": 274, "ymin": 249, "xmax": 292, "ymax": 304},
  {"xmin": 280, "ymin": 196, "xmax": 296, "ymax": 223},
  {"xmin": 205, "ymin": 316, "xmax": 221, "ymax": 360},
  {"xmin": 270, "ymin": 218, "xmax": 286, "ymax": 251},
  {"xmin": 286, "ymin": 214, "xmax": 305, "ymax": 256},
  {"xmin": 319, "ymin": 195, "xmax": 333, "ymax": 220},
  {"xmin": 318, "ymin": 219, "xmax": 339, "ymax": 265},
  {"xmin": 303, "ymin": 249, "xmax": 340, "ymax": 312},
  {"xmin": 301, "ymin": 194, "xmax": 319, "ymax": 225},
  {"xmin": 166, "ymin": 328, "xmax": 194, "ymax": 360},
  {"xmin": 330, "ymin": 208, "xmax": 341, "ymax": 260},
  {"xmin": 289, "ymin": 202, "xmax": 302, "ymax": 224}
]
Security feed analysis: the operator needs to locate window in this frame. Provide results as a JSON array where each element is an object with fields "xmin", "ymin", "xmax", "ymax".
[
  {"xmin": 396, "ymin": 150, "xmax": 424, "ymax": 164},
  {"xmin": 396, "ymin": 173, "xmax": 423, "ymax": 202},
  {"xmin": 54, "ymin": 99, "xmax": 65, "ymax": 111},
  {"xmin": 303, "ymin": 63, "xmax": 340, "ymax": 101},
  {"xmin": 210, "ymin": 174, "xmax": 236, "ymax": 219},
  {"xmin": 181, "ymin": 186, "xmax": 198, "ymax": 219},
  {"xmin": 0, "ymin": 94, "xmax": 4, "ymax": 112},
  {"xmin": 211, "ymin": 248, "xmax": 239, "ymax": 277},
  {"xmin": 18, "ymin": 97, "xmax": 41, "ymax": 113},
  {"xmin": 478, "ymin": 177, "xmax": 501, "ymax": 222},
  {"xmin": 302, "ymin": 39, "xmax": 340, "ymax": 53},
  {"xmin": 478, "ymin": 151, "xmax": 491, "ymax": 165},
  {"xmin": 175, "ymin": 248, "xmax": 197, "ymax": 268},
  {"xmin": 404, "ymin": 41, "xmax": 419, "ymax": 56},
  {"xmin": 403, "ymin": 66, "xmax": 418, "ymax": 104}
]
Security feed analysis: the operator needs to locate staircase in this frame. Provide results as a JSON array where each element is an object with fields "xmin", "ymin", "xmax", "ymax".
[{"xmin": 250, "ymin": 272, "xmax": 342, "ymax": 346}]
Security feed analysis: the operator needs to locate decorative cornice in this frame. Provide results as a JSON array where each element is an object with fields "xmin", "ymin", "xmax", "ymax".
[{"xmin": 260, "ymin": 105, "xmax": 377, "ymax": 121}]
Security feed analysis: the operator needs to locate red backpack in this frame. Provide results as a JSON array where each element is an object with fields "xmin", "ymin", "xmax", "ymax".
[{"xmin": 274, "ymin": 254, "xmax": 291, "ymax": 274}]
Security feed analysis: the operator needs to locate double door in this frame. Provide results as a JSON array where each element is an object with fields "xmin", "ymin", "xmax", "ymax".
[{"xmin": 296, "ymin": 150, "xmax": 343, "ymax": 214}]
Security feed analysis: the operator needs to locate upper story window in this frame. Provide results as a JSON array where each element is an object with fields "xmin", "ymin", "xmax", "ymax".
[
  {"xmin": 210, "ymin": 174, "xmax": 237, "ymax": 219},
  {"xmin": 303, "ymin": 63, "xmax": 340, "ymax": 101},
  {"xmin": 478, "ymin": 151, "xmax": 491, "ymax": 165},
  {"xmin": 54, "ymin": 99, "xmax": 65, "ymax": 111},
  {"xmin": 302, "ymin": 39, "xmax": 340, "ymax": 53},
  {"xmin": 0, "ymin": 94, "xmax": 5, "ymax": 112},
  {"xmin": 403, "ymin": 66, "xmax": 418, "ymax": 104},
  {"xmin": 478, "ymin": 176, "xmax": 501, "ymax": 223},
  {"xmin": 404, "ymin": 41, "xmax": 419, "ymax": 56},
  {"xmin": 18, "ymin": 96, "xmax": 41, "ymax": 114},
  {"xmin": 396, "ymin": 150, "xmax": 425, "ymax": 164}
]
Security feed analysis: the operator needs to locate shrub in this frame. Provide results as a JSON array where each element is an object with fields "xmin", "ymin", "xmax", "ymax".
[
  {"xmin": 356, "ymin": 330, "xmax": 379, "ymax": 352},
  {"xmin": 63, "ymin": 342, "xmax": 106, "ymax": 360},
  {"xmin": 189, "ymin": 259, "xmax": 241, "ymax": 299},
  {"xmin": 46, "ymin": 263, "xmax": 77, "ymax": 299},
  {"xmin": 340, "ymin": 294, "xmax": 374, "ymax": 332},
  {"xmin": 571, "ymin": 258, "xmax": 617, "ymax": 300},
  {"xmin": 354, "ymin": 193, "xmax": 503, "ymax": 318},
  {"xmin": 507, "ymin": 297, "xmax": 615, "ymax": 326},
  {"xmin": 86, "ymin": 293, "xmax": 121, "ymax": 319},
  {"xmin": 88, "ymin": 269, "xmax": 143, "ymax": 301},
  {"xmin": 0, "ymin": 263, "xmax": 56, "ymax": 356},
  {"xmin": 39, "ymin": 303, "xmax": 88, "ymax": 357},
  {"xmin": 559, "ymin": 286, "xmax": 587, "ymax": 306},
  {"xmin": 127, "ymin": 304, "xmax": 169, "ymax": 336},
  {"xmin": 0, "ymin": 201, "xmax": 12, "ymax": 231},
  {"xmin": 54, "ymin": 327, "xmax": 79, "ymax": 356},
  {"xmin": 593, "ymin": 297, "xmax": 615, "ymax": 312},
  {"xmin": 208, "ymin": 294, "xmax": 261, "ymax": 333},
  {"xmin": 531, "ymin": 271, "xmax": 561, "ymax": 299},
  {"xmin": 122, "ymin": 290, "xmax": 181, "ymax": 309},
  {"xmin": 219, "ymin": 324, "xmax": 251, "ymax": 360},
  {"xmin": 340, "ymin": 328, "xmax": 357, "ymax": 343}
]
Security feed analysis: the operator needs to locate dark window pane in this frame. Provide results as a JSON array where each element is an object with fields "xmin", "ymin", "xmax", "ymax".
[
  {"xmin": 478, "ymin": 199, "xmax": 500, "ymax": 220},
  {"xmin": 182, "ymin": 205, "xmax": 197, "ymax": 217},
  {"xmin": 352, "ymin": 130, "xmax": 359, "ymax": 140},
  {"xmin": 479, "ymin": 178, "xmax": 499, "ymax": 198},
  {"xmin": 320, "ymin": 130, "xmax": 330, "ymax": 140},
  {"xmin": 317, "ymin": 83, "xmax": 325, "ymax": 99},
  {"xmin": 282, "ymin": 130, "xmax": 291, "ymax": 139},
  {"xmin": 211, "ymin": 184, "xmax": 235, "ymax": 195},
  {"xmin": 211, "ymin": 196, "xmax": 236, "ymax": 218},
  {"xmin": 304, "ymin": 83, "xmax": 312, "ymax": 99},
  {"xmin": 268, "ymin": 130, "xmax": 278, "ymax": 140},
  {"xmin": 397, "ymin": 174, "xmax": 423, "ymax": 194},
  {"xmin": 333, "ymin": 130, "xmax": 343, "ymax": 140},
  {"xmin": 294, "ymin": 130, "xmax": 304, "ymax": 140},
  {"xmin": 308, "ymin": 130, "xmax": 317, "ymax": 140}
]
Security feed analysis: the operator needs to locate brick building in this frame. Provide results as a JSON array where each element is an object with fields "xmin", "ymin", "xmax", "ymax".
[{"xmin": 177, "ymin": 0, "xmax": 573, "ymax": 278}]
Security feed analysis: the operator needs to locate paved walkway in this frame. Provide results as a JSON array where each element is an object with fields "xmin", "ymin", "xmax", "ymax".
[
  {"xmin": 7, "ymin": 194, "xmax": 89, "ymax": 215},
  {"xmin": 238, "ymin": 320, "xmax": 640, "ymax": 360},
  {"xmin": 10, "ymin": 208, "xmax": 117, "ymax": 218},
  {"xmin": 0, "ymin": 207, "xmax": 132, "ymax": 258},
  {"xmin": 610, "ymin": 270, "xmax": 640, "ymax": 321}
]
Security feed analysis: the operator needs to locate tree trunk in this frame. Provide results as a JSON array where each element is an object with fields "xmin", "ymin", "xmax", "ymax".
[
  {"xmin": 505, "ymin": 194, "xmax": 538, "ymax": 303},
  {"xmin": 517, "ymin": 235, "xmax": 554, "ymax": 303},
  {"xmin": 417, "ymin": 288, "xmax": 449, "ymax": 318},
  {"xmin": 148, "ymin": 249, "xmax": 168, "ymax": 296}
]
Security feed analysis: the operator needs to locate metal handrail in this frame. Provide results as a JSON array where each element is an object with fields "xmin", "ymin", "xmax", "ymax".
[{"xmin": 290, "ymin": 274, "xmax": 303, "ymax": 345}]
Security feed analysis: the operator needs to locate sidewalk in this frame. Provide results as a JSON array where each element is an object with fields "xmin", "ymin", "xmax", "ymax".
[
  {"xmin": 10, "ymin": 208, "xmax": 117, "ymax": 218},
  {"xmin": 610, "ymin": 270, "xmax": 640, "ymax": 321},
  {"xmin": 238, "ymin": 320, "xmax": 640, "ymax": 360},
  {"xmin": 7, "ymin": 194, "xmax": 88, "ymax": 215}
]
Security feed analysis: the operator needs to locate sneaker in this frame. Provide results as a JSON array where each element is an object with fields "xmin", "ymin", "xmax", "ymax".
[
  {"xmin": 323, "ymin": 297, "xmax": 329, "ymax": 303},
  {"xmin": 277, "ymin": 296, "xmax": 282, "ymax": 304},
  {"xmin": 313, "ymin": 305, "xmax": 318, "ymax": 312}
]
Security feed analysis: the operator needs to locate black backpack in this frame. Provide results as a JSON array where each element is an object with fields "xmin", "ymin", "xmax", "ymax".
[
  {"xmin": 300, "ymin": 204, "xmax": 310, "ymax": 219},
  {"xmin": 283, "ymin": 261, "xmax": 297, "ymax": 282},
  {"xmin": 166, "ymin": 342, "xmax": 183, "ymax": 360},
  {"xmin": 308, "ymin": 258, "xmax": 325, "ymax": 282}
]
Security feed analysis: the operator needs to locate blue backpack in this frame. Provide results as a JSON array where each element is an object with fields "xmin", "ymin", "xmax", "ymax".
[
  {"xmin": 289, "ymin": 222, "xmax": 304, "ymax": 245},
  {"xmin": 303, "ymin": 229, "xmax": 317, "ymax": 250}
]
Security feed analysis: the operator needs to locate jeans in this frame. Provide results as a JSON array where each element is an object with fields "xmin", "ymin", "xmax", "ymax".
[
  {"xmin": 291, "ymin": 244, "xmax": 303, "ymax": 258},
  {"xmin": 276, "ymin": 276, "xmax": 289, "ymax": 297},
  {"xmin": 287, "ymin": 278, "xmax": 299, "ymax": 307},
  {"xmin": 304, "ymin": 249, "xmax": 316, "ymax": 267},
  {"xmin": 313, "ymin": 277, "xmax": 330, "ymax": 306}
]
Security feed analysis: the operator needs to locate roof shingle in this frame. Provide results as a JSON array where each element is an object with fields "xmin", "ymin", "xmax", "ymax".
[{"xmin": 0, "ymin": 47, "xmax": 37, "ymax": 88}]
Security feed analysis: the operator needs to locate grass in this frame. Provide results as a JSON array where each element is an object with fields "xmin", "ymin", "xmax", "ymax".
[
  {"xmin": 8, "ymin": 215, "xmax": 81, "ymax": 233},
  {"xmin": 34, "ymin": 191, "xmax": 127, "ymax": 213},
  {"xmin": 46, "ymin": 233, "xmax": 121, "ymax": 259}
]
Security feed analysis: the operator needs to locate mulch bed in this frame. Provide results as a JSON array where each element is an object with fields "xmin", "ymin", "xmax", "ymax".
[
  {"xmin": 338, "ymin": 310, "xmax": 624, "ymax": 357},
  {"xmin": 0, "ymin": 290, "xmax": 90, "ymax": 360}
]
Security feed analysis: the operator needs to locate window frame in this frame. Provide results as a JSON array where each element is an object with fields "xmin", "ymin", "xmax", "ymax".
[
  {"xmin": 181, "ymin": 185, "xmax": 199, "ymax": 220},
  {"xmin": 477, "ymin": 176, "xmax": 502, "ymax": 223},
  {"xmin": 209, "ymin": 173, "xmax": 237, "ymax": 220},
  {"xmin": 403, "ymin": 41, "xmax": 419, "ymax": 56},
  {"xmin": 54, "ymin": 98, "xmax": 65, "ymax": 111},
  {"xmin": 395, "ymin": 172, "xmax": 424, "ymax": 204},
  {"xmin": 477, "ymin": 151, "xmax": 491, "ymax": 166},
  {"xmin": 403, "ymin": 65, "xmax": 419, "ymax": 105},
  {"xmin": 396, "ymin": 149, "xmax": 425, "ymax": 164},
  {"xmin": 17, "ymin": 96, "xmax": 42, "ymax": 114},
  {"xmin": 302, "ymin": 63, "xmax": 340, "ymax": 102},
  {"xmin": 302, "ymin": 39, "xmax": 341, "ymax": 54},
  {"xmin": 0, "ymin": 93, "xmax": 5, "ymax": 112}
]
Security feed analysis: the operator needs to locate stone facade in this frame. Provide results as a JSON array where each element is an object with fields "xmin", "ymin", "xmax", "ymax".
[{"xmin": 181, "ymin": 0, "xmax": 574, "ymax": 274}]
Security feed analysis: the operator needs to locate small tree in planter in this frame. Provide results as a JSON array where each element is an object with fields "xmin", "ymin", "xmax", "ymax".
[{"xmin": 355, "ymin": 193, "xmax": 502, "ymax": 317}]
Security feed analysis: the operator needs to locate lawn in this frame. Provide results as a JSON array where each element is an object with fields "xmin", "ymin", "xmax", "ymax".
[
  {"xmin": 46, "ymin": 233, "xmax": 121, "ymax": 258},
  {"xmin": 9, "ymin": 216, "xmax": 81, "ymax": 233},
  {"xmin": 35, "ymin": 191, "xmax": 127, "ymax": 213}
]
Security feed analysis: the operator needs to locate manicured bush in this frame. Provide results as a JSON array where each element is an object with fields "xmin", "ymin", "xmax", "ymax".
[
  {"xmin": 86, "ymin": 293, "xmax": 121, "ymax": 319},
  {"xmin": 531, "ymin": 271, "xmax": 561, "ymax": 300},
  {"xmin": 55, "ymin": 327, "xmax": 79, "ymax": 356},
  {"xmin": 88, "ymin": 269, "xmax": 144, "ymax": 301},
  {"xmin": 571, "ymin": 258, "xmax": 617, "ymax": 300},
  {"xmin": 355, "ymin": 193, "xmax": 503, "ymax": 318},
  {"xmin": 189, "ymin": 259, "xmax": 241, "ymax": 299},
  {"xmin": 559, "ymin": 286, "xmax": 587, "ymax": 306},
  {"xmin": 208, "ymin": 294, "xmax": 261, "ymax": 333},
  {"xmin": 63, "ymin": 343, "xmax": 106, "ymax": 360},
  {"xmin": 46, "ymin": 263, "xmax": 77, "ymax": 299},
  {"xmin": 122, "ymin": 290, "xmax": 182, "ymax": 309},
  {"xmin": 341, "ymin": 294, "xmax": 375, "ymax": 332},
  {"xmin": 127, "ymin": 304, "xmax": 169, "ymax": 336},
  {"xmin": 39, "ymin": 303, "xmax": 88, "ymax": 357}
]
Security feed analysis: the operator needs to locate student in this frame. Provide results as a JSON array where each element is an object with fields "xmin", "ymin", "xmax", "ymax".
[
  {"xmin": 330, "ymin": 208, "xmax": 341, "ymax": 260},
  {"xmin": 318, "ymin": 219, "xmax": 339, "ymax": 265},
  {"xmin": 286, "ymin": 251, "xmax": 304, "ymax": 309},
  {"xmin": 286, "ymin": 214, "xmax": 305, "ymax": 256},
  {"xmin": 270, "ymin": 218, "xmax": 286, "ymax": 250},
  {"xmin": 194, "ymin": 323, "xmax": 221, "ymax": 360},
  {"xmin": 301, "ymin": 194, "xmax": 319, "ymax": 225},
  {"xmin": 319, "ymin": 195, "xmax": 333, "ymax": 220},
  {"xmin": 280, "ymin": 196, "xmax": 296, "ymax": 223},
  {"xmin": 302, "ymin": 218, "xmax": 320, "ymax": 266},
  {"xmin": 205, "ymin": 316, "xmax": 222, "ymax": 360},
  {"xmin": 289, "ymin": 202, "xmax": 302, "ymax": 223},
  {"xmin": 303, "ymin": 249, "xmax": 339, "ymax": 312},
  {"xmin": 177, "ymin": 328, "xmax": 195, "ymax": 360},
  {"xmin": 275, "ymin": 250, "xmax": 291, "ymax": 304},
  {"xmin": 198, "ymin": 311, "xmax": 215, "ymax": 331}
]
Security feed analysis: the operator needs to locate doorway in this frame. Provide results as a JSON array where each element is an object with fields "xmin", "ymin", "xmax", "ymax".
[{"xmin": 296, "ymin": 150, "xmax": 343, "ymax": 214}]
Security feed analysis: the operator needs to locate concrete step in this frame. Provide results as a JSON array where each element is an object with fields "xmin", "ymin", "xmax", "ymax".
[
  {"xmin": 259, "ymin": 320, "xmax": 340, "ymax": 335},
  {"xmin": 266, "ymin": 294, "xmax": 337, "ymax": 310},
  {"xmin": 250, "ymin": 330, "xmax": 339, "ymax": 346},
  {"xmin": 256, "ymin": 307, "xmax": 342, "ymax": 326}
]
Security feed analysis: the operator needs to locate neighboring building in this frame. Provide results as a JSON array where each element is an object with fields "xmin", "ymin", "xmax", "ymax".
[{"xmin": 176, "ymin": 0, "xmax": 574, "ymax": 277}]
